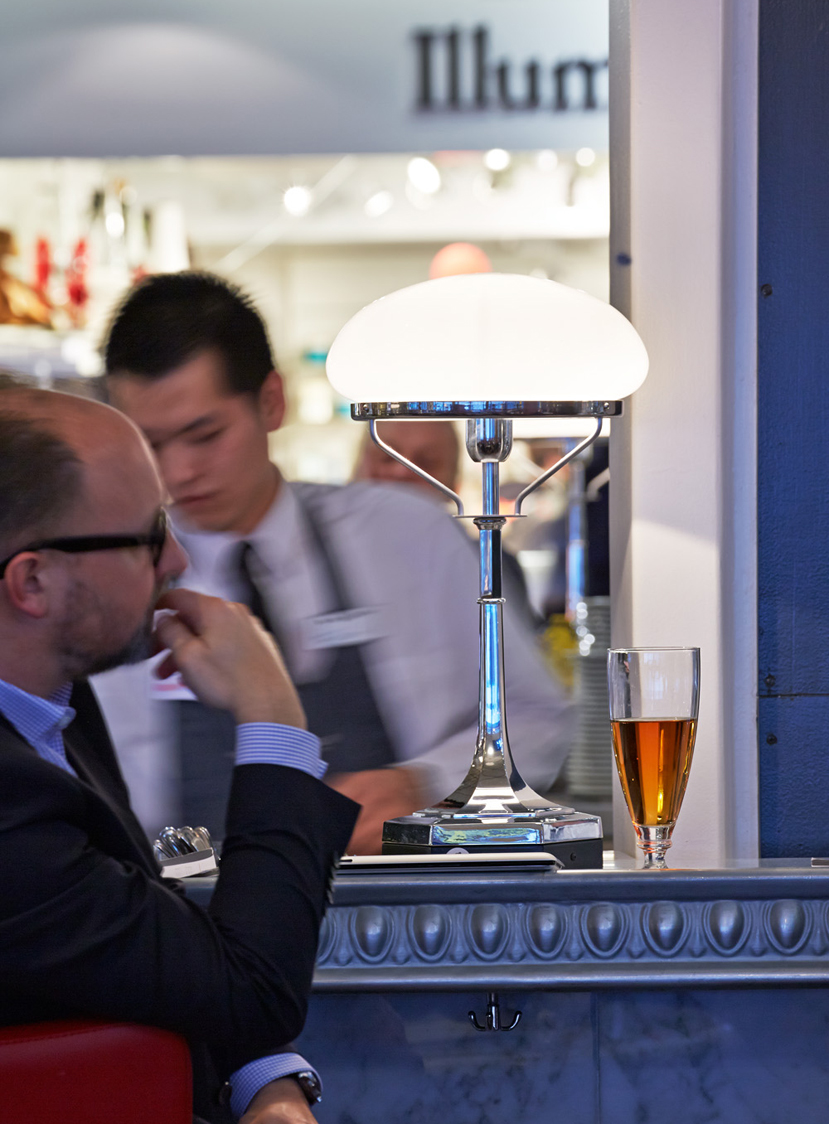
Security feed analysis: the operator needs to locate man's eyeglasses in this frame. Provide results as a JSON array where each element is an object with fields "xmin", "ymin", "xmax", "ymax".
[{"xmin": 0, "ymin": 509, "xmax": 169, "ymax": 578}]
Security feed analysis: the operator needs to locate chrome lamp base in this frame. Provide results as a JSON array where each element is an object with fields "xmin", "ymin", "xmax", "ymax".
[
  {"xmin": 357, "ymin": 401, "xmax": 618, "ymax": 872},
  {"xmin": 381, "ymin": 812, "xmax": 603, "ymax": 869}
]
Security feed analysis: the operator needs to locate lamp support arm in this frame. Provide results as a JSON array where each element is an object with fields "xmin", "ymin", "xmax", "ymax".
[
  {"xmin": 513, "ymin": 416, "xmax": 604, "ymax": 516},
  {"xmin": 368, "ymin": 419, "xmax": 464, "ymax": 516}
]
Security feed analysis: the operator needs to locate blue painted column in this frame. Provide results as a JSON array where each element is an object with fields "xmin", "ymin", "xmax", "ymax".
[{"xmin": 758, "ymin": 0, "xmax": 829, "ymax": 854}]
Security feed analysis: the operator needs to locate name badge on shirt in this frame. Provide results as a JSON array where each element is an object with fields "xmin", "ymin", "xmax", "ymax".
[{"xmin": 303, "ymin": 607, "xmax": 387, "ymax": 650}]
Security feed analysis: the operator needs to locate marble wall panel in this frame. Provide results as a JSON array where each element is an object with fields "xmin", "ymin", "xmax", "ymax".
[
  {"xmin": 296, "ymin": 990, "xmax": 596, "ymax": 1124},
  {"xmin": 598, "ymin": 989, "xmax": 829, "ymax": 1124},
  {"xmin": 295, "ymin": 987, "xmax": 829, "ymax": 1122}
]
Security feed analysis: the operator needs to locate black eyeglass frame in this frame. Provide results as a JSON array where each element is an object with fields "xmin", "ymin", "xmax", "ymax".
[{"xmin": 0, "ymin": 509, "xmax": 169, "ymax": 578}]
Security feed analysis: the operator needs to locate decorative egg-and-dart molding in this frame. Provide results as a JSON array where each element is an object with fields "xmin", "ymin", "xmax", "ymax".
[{"xmin": 312, "ymin": 868, "xmax": 829, "ymax": 991}]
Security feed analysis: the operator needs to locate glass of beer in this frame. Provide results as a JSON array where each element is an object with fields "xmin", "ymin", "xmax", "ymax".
[{"xmin": 607, "ymin": 648, "xmax": 700, "ymax": 869}]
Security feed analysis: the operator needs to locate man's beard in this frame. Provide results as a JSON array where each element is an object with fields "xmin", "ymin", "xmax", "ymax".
[
  {"xmin": 58, "ymin": 579, "xmax": 160, "ymax": 680},
  {"xmin": 81, "ymin": 610, "xmax": 156, "ymax": 676}
]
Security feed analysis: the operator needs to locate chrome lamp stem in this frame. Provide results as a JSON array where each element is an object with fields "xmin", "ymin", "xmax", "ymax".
[{"xmin": 435, "ymin": 418, "xmax": 566, "ymax": 817}]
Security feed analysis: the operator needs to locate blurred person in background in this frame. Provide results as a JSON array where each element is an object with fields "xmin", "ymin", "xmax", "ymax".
[
  {"xmin": 95, "ymin": 271, "xmax": 573, "ymax": 853},
  {"xmin": 427, "ymin": 240, "xmax": 494, "ymax": 280}
]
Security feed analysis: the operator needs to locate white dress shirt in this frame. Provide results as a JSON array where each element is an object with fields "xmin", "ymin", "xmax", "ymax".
[{"xmin": 93, "ymin": 478, "xmax": 574, "ymax": 830}]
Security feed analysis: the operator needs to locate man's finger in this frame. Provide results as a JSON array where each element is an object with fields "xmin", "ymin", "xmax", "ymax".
[
  {"xmin": 155, "ymin": 587, "xmax": 211, "ymax": 634},
  {"xmin": 154, "ymin": 611, "xmax": 197, "ymax": 653}
]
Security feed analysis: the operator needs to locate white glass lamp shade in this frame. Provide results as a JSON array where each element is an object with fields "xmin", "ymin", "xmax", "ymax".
[{"xmin": 326, "ymin": 273, "xmax": 648, "ymax": 403}]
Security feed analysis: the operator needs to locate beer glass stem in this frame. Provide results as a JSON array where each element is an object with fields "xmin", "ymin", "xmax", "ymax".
[{"xmin": 636, "ymin": 825, "xmax": 673, "ymax": 870}]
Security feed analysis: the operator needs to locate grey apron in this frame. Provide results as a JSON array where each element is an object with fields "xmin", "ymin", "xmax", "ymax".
[{"xmin": 175, "ymin": 492, "xmax": 396, "ymax": 839}]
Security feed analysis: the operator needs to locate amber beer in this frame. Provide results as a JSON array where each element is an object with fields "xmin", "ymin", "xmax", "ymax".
[{"xmin": 610, "ymin": 718, "xmax": 696, "ymax": 827}]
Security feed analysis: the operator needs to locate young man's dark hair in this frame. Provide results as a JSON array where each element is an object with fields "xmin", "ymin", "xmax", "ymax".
[{"xmin": 104, "ymin": 271, "xmax": 276, "ymax": 395}]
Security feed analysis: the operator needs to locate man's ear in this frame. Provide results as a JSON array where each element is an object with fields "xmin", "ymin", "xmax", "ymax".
[
  {"xmin": 258, "ymin": 370, "xmax": 287, "ymax": 433},
  {"xmin": 2, "ymin": 553, "xmax": 53, "ymax": 619}
]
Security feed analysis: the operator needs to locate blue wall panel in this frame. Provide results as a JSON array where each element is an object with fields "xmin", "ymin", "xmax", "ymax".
[
  {"xmin": 758, "ymin": 696, "xmax": 829, "ymax": 857},
  {"xmin": 758, "ymin": 0, "xmax": 829, "ymax": 854}
]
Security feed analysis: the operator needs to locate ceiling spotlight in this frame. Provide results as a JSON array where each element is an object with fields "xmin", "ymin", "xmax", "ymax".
[
  {"xmin": 484, "ymin": 148, "xmax": 511, "ymax": 172},
  {"xmin": 283, "ymin": 185, "xmax": 313, "ymax": 216},
  {"xmin": 364, "ymin": 190, "xmax": 393, "ymax": 218},
  {"xmin": 575, "ymin": 147, "xmax": 596, "ymax": 168},
  {"xmin": 407, "ymin": 157, "xmax": 441, "ymax": 195},
  {"xmin": 536, "ymin": 149, "xmax": 558, "ymax": 171}
]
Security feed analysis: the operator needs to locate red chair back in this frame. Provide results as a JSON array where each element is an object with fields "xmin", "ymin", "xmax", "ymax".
[{"xmin": 0, "ymin": 1019, "xmax": 192, "ymax": 1124}]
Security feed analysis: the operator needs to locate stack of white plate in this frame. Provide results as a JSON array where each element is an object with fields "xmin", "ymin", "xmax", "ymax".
[{"xmin": 565, "ymin": 596, "xmax": 614, "ymax": 798}]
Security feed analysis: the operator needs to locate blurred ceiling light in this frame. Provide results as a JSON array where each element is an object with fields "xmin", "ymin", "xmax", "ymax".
[
  {"xmin": 484, "ymin": 148, "xmax": 511, "ymax": 172},
  {"xmin": 407, "ymin": 156, "xmax": 441, "ymax": 194},
  {"xmin": 364, "ymin": 190, "xmax": 393, "ymax": 218},
  {"xmin": 536, "ymin": 149, "xmax": 558, "ymax": 171},
  {"xmin": 105, "ymin": 211, "xmax": 125, "ymax": 238},
  {"xmin": 575, "ymin": 147, "xmax": 596, "ymax": 168},
  {"xmin": 283, "ymin": 185, "xmax": 313, "ymax": 216}
]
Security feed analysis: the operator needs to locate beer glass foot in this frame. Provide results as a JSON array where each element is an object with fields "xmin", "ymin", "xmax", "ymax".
[{"xmin": 636, "ymin": 824, "xmax": 673, "ymax": 869}]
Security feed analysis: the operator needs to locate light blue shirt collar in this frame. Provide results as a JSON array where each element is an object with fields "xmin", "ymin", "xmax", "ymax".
[{"xmin": 0, "ymin": 678, "xmax": 76, "ymax": 771}]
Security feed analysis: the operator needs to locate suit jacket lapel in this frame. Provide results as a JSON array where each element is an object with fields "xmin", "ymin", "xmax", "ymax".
[
  {"xmin": 0, "ymin": 682, "xmax": 159, "ymax": 879},
  {"xmin": 65, "ymin": 681, "xmax": 160, "ymax": 875}
]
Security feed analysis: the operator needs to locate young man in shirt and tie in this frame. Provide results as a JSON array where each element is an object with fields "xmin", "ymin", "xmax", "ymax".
[{"xmin": 97, "ymin": 271, "xmax": 574, "ymax": 853}]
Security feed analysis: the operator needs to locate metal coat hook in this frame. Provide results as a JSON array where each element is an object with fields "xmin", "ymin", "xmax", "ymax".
[{"xmin": 468, "ymin": 991, "xmax": 521, "ymax": 1032}]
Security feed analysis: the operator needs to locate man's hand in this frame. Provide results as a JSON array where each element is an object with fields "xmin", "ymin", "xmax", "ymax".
[
  {"xmin": 153, "ymin": 588, "xmax": 306, "ymax": 728},
  {"xmin": 328, "ymin": 767, "xmax": 424, "ymax": 854},
  {"xmin": 239, "ymin": 1077, "xmax": 318, "ymax": 1124}
]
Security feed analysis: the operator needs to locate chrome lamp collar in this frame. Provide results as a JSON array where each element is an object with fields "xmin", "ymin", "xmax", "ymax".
[{"xmin": 351, "ymin": 400, "xmax": 624, "ymax": 420}]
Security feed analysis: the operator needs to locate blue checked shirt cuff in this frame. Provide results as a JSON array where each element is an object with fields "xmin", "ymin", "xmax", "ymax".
[
  {"xmin": 234, "ymin": 724, "xmax": 327, "ymax": 779},
  {"xmin": 229, "ymin": 1053, "xmax": 320, "ymax": 1118}
]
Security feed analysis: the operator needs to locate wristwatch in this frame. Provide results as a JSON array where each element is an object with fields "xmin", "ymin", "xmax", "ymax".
[
  {"xmin": 291, "ymin": 1069, "xmax": 323, "ymax": 1105},
  {"xmin": 217, "ymin": 1070, "xmax": 322, "ymax": 1110}
]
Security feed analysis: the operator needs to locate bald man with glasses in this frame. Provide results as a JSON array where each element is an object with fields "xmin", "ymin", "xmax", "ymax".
[{"xmin": 0, "ymin": 384, "xmax": 358, "ymax": 1124}]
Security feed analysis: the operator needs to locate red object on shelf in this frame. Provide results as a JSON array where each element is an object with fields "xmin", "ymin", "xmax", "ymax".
[
  {"xmin": 33, "ymin": 236, "xmax": 52, "ymax": 300},
  {"xmin": 65, "ymin": 237, "xmax": 90, "ymax": 325}
]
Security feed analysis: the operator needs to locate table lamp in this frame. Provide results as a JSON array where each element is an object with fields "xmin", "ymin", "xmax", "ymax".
[{"xmin": 326, "ymin": 272, "xmax": 648, "ymax": 867}]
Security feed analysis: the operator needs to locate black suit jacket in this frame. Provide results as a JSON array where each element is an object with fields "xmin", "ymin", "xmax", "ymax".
[{"xmin": 0, "ymin": 682, "xmax": 358, "ymax": 1120}]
